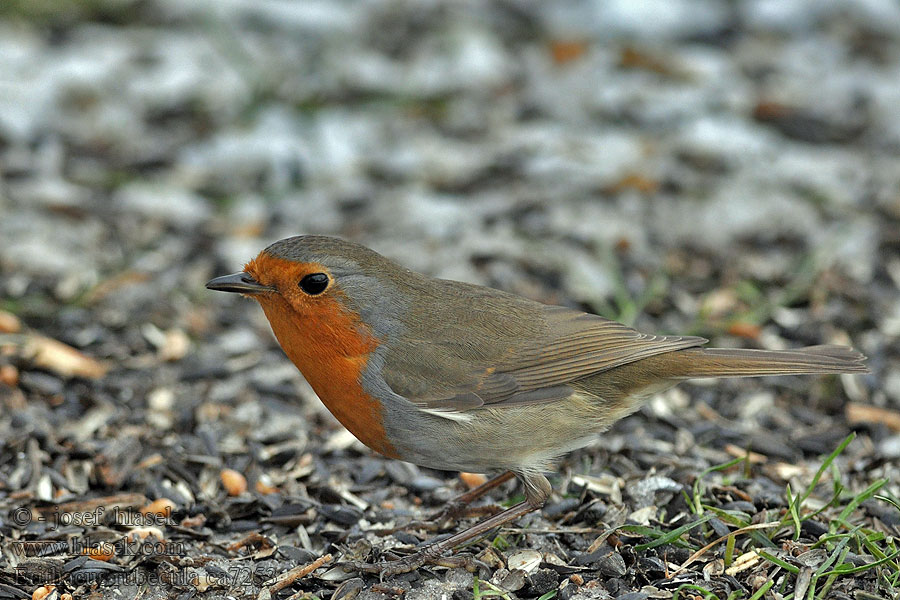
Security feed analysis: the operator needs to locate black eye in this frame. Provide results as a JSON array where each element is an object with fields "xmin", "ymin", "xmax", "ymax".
[{"xmin": 299, "ymin": 273, "xmax": 329, "ymax": 295}]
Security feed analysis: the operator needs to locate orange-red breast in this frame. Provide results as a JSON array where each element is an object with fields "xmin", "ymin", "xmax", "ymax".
[{"xmin": 207, "ymin": 235, "xmax": 867, "ymax": 572}]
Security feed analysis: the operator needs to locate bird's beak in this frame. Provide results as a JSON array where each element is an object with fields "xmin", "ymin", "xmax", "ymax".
[{"xmin": 206, "ymin": 272, "xmax": 275, "ymax": 295}]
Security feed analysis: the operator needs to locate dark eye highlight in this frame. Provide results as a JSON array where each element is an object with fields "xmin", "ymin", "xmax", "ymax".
[{"xmin": 298, "ymin": 272, "xmax": 329, "ymax": 295}]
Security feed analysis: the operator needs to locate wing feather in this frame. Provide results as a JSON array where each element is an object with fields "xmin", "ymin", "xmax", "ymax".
[{"xmin": 381, "ymin": 301, "xmax": 706, "ymax": 414}]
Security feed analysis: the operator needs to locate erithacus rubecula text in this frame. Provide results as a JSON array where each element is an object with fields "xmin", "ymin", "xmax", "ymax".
[{"xmin": 207, "ymin": 235, "xmax": 868, "ymax": 573}]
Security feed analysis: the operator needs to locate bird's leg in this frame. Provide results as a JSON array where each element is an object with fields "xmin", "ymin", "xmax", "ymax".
[
  {"xmin": 386, "ymin": 471, "xmax": 516, "ymax": 534},
  {"xmin": 429, "ymin": 471, "xmax": 516, "ymax": 524},
  {"xmin": 344, "ymin": 473, "xmax": 551, "ymax": 577}
]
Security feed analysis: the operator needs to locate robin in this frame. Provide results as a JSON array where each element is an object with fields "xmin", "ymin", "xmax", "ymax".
[{"xmin": 207, "ymin": 235, "xmax": 868, "ymax": 574}]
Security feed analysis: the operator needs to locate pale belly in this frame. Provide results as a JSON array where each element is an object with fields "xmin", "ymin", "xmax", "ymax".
[{"xmin": 379, "ymin": 392, "xmax": 623, "ymax": 474}]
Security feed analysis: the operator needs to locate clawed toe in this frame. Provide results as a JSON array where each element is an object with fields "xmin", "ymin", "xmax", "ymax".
[
  {"xmin": 338, "ymin": 551, "xmax": 487, "ymax": 577},
  {"xmin": 427, "ymin": 500, "xmax": 466, "ymax": 525},
  {"xmin": 338, "ymin": 553, "xmax": 427, "ymax": 577},
  {"xmin": 385, "ymin": 502, "xmax": 504, "ymax": 536},
  {"xmin": 428, "ymin": 502, "xmax": 503, "ymax": 526},
  {"xmin": 430, "ymin": 554, "xmax": 490, "ymax": 574}
]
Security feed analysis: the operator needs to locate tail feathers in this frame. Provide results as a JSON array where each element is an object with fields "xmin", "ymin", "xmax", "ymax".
[{"xmin": 671, "ymin": 344, "xmax": 868, "ymax": 379}]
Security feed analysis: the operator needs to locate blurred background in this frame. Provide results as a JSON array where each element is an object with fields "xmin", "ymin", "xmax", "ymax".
[
  {"xmin": 2, "ymin": 0, "xmax": 900, "ymax": 330},
  {"xmin": 1, "ymin": 0, "xmax": 899, "ymax": 597}
]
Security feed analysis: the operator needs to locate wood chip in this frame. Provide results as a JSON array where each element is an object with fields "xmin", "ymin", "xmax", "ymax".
[
  {"xmin": 845, "ymin": 402, "xmax": 900, "ymax": 432},
  {"xmin": 724, "ymin": 551, "xmax": 760, "ymax": 576},
  {"xmin": 23, "ymin": 334, "xmax": 108, "ymax": 379},
  {"xmin": 724, "ymin": 444, "xmax": 767, "ymax": 463}
]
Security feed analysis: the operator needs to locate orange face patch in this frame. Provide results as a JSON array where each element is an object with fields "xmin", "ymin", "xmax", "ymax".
[{"xmin": 243, "ymin": 253, "xmax": 398, "ymax": 458}]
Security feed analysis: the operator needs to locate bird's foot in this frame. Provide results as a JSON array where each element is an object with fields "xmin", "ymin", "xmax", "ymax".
[
  {"xmin": 339, "ymin": 551, "xmax": 486, "ymax": 577},
  {"xmin": 382, "ymin": 502, "xmax": 504, "ymax": 535},
  {"xmin": 428, "ymin": 501, "xmax": 504, "ymax": 526}
]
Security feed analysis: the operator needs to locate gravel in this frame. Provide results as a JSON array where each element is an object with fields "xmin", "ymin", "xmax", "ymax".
[{"xmin": 1, "ymin": 1, "xmax": 898, "ymax": 599}]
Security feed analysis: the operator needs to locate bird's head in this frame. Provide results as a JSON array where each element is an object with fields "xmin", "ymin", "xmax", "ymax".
[{"xmin": 207, "ymin": 235, "xmax": 411, "ymax": 355}]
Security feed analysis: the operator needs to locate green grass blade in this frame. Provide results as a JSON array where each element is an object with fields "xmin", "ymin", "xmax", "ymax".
[
  {"xmin": 822, "ymin": 549, "xmax": 900, "ymax": 576},
  {"xmin": 799, "ymin": 432, "xmax": 855, "ymax": 505},
  {"xmin": 832, "ymin": 479, "xmax": 887, "ymax": 532},
  {"xmin": 692, "ymin": 456, "xmax": 746, "ymax": 516},
  {"xmin": 747, "ymin": 579, "xmax": 774, "ymax": 600},
  {"xmin": 633, "ymin": 513, "xmax": 715, "ymax": 551},
  {"xmin": 785, "ymin": 483, "xmax": 802, "ymax": 540},
  {"xmin": 673, "ymin": 584, "xmax": 719, "ymax": 600},
  {"xmin": 758, "ymin": 550, "xmax": 800, "ymax": 574}
]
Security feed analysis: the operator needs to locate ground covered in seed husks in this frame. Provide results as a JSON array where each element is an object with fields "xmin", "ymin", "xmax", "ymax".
[{"xmin": 2, "ymin": 1, "xmax": 900, "ymax": 599}]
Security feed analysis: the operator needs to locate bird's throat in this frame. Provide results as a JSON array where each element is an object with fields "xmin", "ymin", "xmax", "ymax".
[{"xmin": 255, "ymin": 295, "xmax": 400, "ymax": 459}]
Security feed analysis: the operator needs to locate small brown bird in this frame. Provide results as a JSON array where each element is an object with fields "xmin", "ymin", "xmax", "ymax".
[{"xmin": 208, "ymin": 235, "xmax": 868, "ymax": 573}]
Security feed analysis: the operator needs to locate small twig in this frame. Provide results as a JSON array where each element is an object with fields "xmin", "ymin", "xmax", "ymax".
[
  {"xmin": 497, "ymin": 527, "xmax": 604, "ymax": 535},
  {"xmin": 266, "ymin": 554, "xmax": 332, "ymax": 594},
  {"xmin": 673, "ymin": 522, "xmax": 780, "ymax": 572}
]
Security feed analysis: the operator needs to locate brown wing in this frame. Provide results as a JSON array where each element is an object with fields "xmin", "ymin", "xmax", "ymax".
[{"xmin": 381, "ymin": 304, "xmax": 706, "ymax": 413}]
